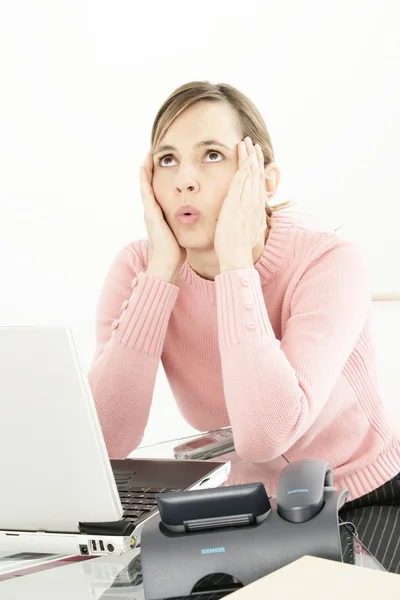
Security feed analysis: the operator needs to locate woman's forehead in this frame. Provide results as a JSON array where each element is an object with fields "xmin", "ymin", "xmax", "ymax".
[{"xmin": 157, "ymin": 103, "xmax": 242, "ymax": 151}]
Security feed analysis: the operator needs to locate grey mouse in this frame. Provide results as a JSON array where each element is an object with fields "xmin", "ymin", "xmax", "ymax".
[{"xmin": 276, "ymin": 458, "xmax": 333, "ymax": 523}]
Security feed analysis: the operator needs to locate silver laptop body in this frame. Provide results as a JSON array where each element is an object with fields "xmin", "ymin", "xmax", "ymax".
[{"xmin": 0, "ymin": 327, "xmax": 230, "ymax": 556}]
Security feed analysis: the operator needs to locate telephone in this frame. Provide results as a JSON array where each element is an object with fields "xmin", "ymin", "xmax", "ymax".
[{"xmin": 141, "ymin": 458, "xmax": 349, "ymax": 600}]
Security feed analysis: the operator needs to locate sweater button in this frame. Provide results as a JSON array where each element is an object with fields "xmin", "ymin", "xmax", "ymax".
[
  {"xmin": 131, "ymin": 277, "xmax": 138, "ymax": 288},
  {"xmin": 121, "ymin": 299, "xmax": 129, "ymax": 310},
  {"xmin": 240, "ymin": 276, "xmax": 250, "ymax": 286},
  {"xmin": 247, "ymin": 322, "xmax": 256, "ymax": 330},
  {"xmin": 244, "ymin": 301, "xmax": 253, "ymax": 309},
  {"xmin": 111, "ymin": 319, "xmax": 119, "ymax": 331}
]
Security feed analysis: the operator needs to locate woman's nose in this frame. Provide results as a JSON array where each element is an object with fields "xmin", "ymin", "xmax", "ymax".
[{"xmin": 175, "ymin": 178, "xmax": 199, "ymax": 194}]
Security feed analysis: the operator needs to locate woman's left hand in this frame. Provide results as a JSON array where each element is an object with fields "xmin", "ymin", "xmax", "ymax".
[{"xmin": 214, "ymin": 136, "xmax": 267, "ymax": 272}]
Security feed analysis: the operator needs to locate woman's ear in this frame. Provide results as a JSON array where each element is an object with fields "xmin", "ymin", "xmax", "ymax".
[{"xmin": 264, "ymin": 163, "xmax": 280, "ymax": 200}]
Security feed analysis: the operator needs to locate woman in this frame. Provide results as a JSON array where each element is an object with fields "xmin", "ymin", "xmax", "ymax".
[{"xmin": 88, "ymin": 81, "xmax": 400, "ymax": 572}]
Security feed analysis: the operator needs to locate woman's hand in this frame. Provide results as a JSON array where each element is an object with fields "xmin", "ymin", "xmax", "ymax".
[
  {"xmin": 140, "ymin": 151, "xmax": 186, "ymax": 284},
  {"xmin": 214, "ymin": 137, "xmax": 267, "ymax": 272}
]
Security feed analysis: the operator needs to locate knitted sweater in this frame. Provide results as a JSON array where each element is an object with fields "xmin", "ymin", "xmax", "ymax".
[{"xmin": 88, "ymin": 213, "xmax": 400, "ymax": 500}]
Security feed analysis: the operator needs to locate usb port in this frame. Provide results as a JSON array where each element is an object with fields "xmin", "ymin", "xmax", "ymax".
[
  {"xmin": 90, "ymin": 539, "xmax": 97, "ymax": 552},
  {"xmin": 99, "ymin": 540, "xmax": 105, "ymax": 552}
]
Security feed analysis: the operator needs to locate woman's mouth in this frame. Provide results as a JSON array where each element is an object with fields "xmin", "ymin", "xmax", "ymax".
[{"xmin": 175, "ymin": 205, "xmax": 202, "ymax": 225}]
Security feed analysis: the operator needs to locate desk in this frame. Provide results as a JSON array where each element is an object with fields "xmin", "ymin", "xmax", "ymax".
[{"xmin": 0, "ymin": 435, "xmax": 386, "ymax": 599}]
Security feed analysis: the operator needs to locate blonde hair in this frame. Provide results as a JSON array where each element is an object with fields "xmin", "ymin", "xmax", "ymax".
[{"xmin": 150, "ymin": 80, "xmax": 291, "ymax": 229}]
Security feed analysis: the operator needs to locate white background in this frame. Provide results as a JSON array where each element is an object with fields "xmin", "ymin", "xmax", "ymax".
[{"xmin": 1, "ymin": 0, "xmax": 399, "ymax": 444}]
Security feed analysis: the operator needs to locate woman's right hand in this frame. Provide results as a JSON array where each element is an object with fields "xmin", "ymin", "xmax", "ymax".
[{"xmin": 139, "ymin": 151, "xmax": 186, "ymax": 284}]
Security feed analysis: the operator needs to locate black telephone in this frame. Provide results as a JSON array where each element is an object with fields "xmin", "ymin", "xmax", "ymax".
[
  {"xmin": 157, "ymin": 458, "xmax": 337, "ymax": 533},
  {"xmin": 276, "ymin": 458, "xmax": 334, "ymax": 523},
  {"xmin": 143, "ymin": 459, "xmax": 349, "ymax": 600}
]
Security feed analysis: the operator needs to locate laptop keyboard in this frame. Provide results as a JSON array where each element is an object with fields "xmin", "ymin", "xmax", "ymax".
[{"xmin": 114, "ymin": 471, "xmax": 181, "ymax": 524}]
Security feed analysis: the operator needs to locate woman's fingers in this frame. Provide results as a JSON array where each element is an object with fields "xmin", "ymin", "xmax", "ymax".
[
  {"xmin": 139, "ymin": 165, "xmax": 152, "ymax": 202},
  {"xmin": 143, "ymin": 150, "xmax": 153, "ymax": 172},
  {"xmin": 230, "ymin": 139, "xmax": 265, "ymax": 210},
  {"xmin": 255, "ymin": 143, "xmax": 264, "ymax": 179},
  {"xmin": 139, "ymin": 162, "xmax": 160, "ymax": 224},
  {"xmin": 238, "ymin": 139, "xmax": 247, "ymax": 167},
  {"xmin": 254, "ymin": 143, "xmax": 266, "ymax": 204},
  {"xmin": 244, "ymin": 136, "xmax": 256, "ymax": 158},
  {"xmin": 229, "ymin": 154, "xmax": 255, "ymax": 202},
  {"xmin": 243, "ymin": 139, "xmax": 259, "ymax": 207},
  {"xmin": 140, "ymin": 152, "xmax": 157, "ymax": 199}
]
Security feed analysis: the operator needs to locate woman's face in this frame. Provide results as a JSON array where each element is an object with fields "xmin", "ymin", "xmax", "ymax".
[{"xmin": 151, "ymin": 101, "xmax": 243, "ymax": 252}]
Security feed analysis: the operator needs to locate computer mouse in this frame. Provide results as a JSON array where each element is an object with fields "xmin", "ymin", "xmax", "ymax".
[{"xmin": 276, "ymin": 458, "xmax": 333, "ymax": 523}]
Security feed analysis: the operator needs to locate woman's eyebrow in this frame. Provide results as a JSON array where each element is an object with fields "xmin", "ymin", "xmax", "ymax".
[{"xmin": 153, "ymin": 139, "xmax": 235, "ymax": 155}]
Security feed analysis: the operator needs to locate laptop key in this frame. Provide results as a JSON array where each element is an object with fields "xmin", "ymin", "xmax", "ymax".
[
  {"xmin": 124, "ymin": 514, "xmax": 144, "ymax": 522},
  {"xmin": 124, "ymin": 509, "xmax": 143, "ymax": 516},
  {"xmin": 130, "ymin": 504, "xmax": 147, "ymax": 512}
]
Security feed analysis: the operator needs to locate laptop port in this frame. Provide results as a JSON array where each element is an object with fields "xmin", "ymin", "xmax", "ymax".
[
  {"xmin": 90, "ymin": 539, "xmax": 97, "ymax": 552},
  {"xmin": 79, "ymin": 544, "xmax": 89, "ymax": 555},
  {"xmin": 99, "ymin": 540, "xmax": 105, "ymax": 552},
  {"xmin": 107, "ymin": 544, "xmax": 115, "ymax": 553}
]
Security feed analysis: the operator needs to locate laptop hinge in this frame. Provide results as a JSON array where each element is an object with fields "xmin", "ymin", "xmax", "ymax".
[{"xmin": 79, "ymin": 520, "xmax": 135, "ymax": 536}]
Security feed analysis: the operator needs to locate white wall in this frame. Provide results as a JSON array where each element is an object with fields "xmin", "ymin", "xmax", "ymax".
[{"xmin": 1, "ymin": 1, "xmax": 399, "ymax": 445}]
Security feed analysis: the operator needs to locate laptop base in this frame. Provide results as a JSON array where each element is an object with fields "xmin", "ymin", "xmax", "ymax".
[{"xmin": 0, "ymin": 529, "xmax": 135, "ymax": 557}]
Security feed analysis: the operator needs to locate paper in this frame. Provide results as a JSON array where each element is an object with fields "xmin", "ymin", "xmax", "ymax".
[{"xmin": 227, "ymin": 555, "xmax": 400, "ymax": 599}]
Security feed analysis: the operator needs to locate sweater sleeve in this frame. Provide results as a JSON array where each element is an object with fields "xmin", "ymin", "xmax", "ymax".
[
  {"xmin": 215, "ymin": 239, "xmax": 371, "ymax": 462},
  {"xmin": 88, "ymin": 243, "xmax": 179, "ymax": 458}
]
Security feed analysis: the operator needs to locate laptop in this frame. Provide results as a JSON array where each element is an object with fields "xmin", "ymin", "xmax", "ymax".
[{"xmin": 0, "ymin": 326, "xmax": 230, "ymax": 556}]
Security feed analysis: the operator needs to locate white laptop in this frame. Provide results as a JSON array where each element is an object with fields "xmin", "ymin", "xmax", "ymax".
[{"xmin": 0, "ymin": 327, "xmax": 230, "ymax": 556}]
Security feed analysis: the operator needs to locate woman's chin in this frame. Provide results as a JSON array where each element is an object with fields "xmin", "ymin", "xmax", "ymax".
[{"xmin": 178, "ymin": 234, "xmax": 214, "ymax": 253}]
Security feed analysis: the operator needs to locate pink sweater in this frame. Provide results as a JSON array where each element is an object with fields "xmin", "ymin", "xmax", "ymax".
[{"xmin": 88, "ymin": 213, "xmax": 400, "ymax": 501}]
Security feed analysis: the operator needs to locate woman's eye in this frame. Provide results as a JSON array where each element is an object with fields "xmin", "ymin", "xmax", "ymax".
[
  {"xmin": 205, "ymin": 150, "xmax": 223, "ymax": 162},
  {"xmin": 159, "ymin": 155, "xmax": 176, "ymax": 167},
  {"xmin": 158, "ymin": 149, "xmax": 224, "ymax": 167}
]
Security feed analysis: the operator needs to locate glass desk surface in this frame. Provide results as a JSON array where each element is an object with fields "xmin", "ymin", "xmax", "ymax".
[{"xmin": 0, "ymin": 432, "xmax": 388, "ymax": 599}]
